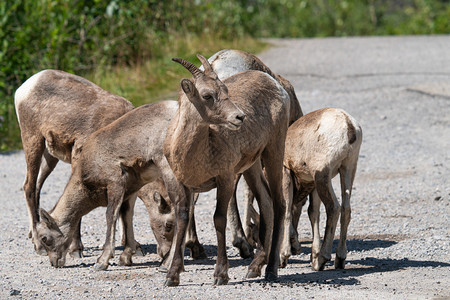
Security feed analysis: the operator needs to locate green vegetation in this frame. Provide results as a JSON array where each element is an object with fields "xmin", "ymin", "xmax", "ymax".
[{"xmin": 1, "ymin": 0, "xmax": 449, "ymax": 152}]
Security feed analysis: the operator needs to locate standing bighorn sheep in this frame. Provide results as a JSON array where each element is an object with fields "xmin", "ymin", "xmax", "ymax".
[
  {"xmin": 278, "ymin": 108, "xmax": 362, "ymax": 270},
  {"xmin": 203, "ymin": 49, "xmax": 303, "ymax": 255},
  {"xmin": 14, "ymin": 70, "xmax": 134, "ymax": 255},
  {"xmin": 35, "ymin": 100, "xmax": 188, "ymax": 269},
  {"xmin": 163, "ymin": 55, "xmax": 290, "ymax": 286}
]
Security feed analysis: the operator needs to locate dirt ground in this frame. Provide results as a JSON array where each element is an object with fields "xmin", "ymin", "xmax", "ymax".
[{"xmin": 1, "ymin": 36, "xmax": 449, "ymax": 299}]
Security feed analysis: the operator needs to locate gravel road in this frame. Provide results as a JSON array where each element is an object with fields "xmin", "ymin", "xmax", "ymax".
[{"xmin": 1, "ymin": 36, "xmax": 449, "ymax": 299}]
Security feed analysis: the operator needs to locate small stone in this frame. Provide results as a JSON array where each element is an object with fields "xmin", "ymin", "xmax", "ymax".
[
  {"xmin": 434, "ymin": 196, "xmax": 442, "ymax": 201},
  {"xmin": 10, "ymin": 289, "xmax": 21, "ymax": 296}
]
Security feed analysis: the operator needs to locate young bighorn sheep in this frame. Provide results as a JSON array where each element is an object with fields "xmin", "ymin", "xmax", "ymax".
[
  {"xmin": 14, "ymin": 69, "xmax": 134, "ymax": 255},
  {"xmin": 36, "ymin": 100, "xmax": 185, "ymax": 269},
  {"xmin": 163, "ymin": 55, "xmax": 290, "ymax": 286},
  {"xmin": 279, "ymin": 108, "xmax": 362, "ymax": 270}
]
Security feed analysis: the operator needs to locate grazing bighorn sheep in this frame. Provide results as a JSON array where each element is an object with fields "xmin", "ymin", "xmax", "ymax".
[
  {"xmin": 278, "ymin": 108, "xmax": 362, "ymax": 270},
  {"xmin": 137, "ymin": 180, "xmax": 206, "ymax": 261},
  {"xmin": 163, "ymin": 55, "xmax": 290, "ymax": 286},
  {"xmin": 36, "ymin": 100, "xmax": 185, "ymax": 269},
  {"xmin": 14, "ymin": 69, "xmax": 134, "ymax": 255}
]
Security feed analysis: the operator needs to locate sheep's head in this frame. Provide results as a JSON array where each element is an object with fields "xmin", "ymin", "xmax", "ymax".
[
  {"xmin": 172, "ymin": 54, "xmax": 245, "ymax": 130},
  {"xmin": 147, "ymin": 190, "xmax": 175, "ymax": 259},
  {"xmin": 36, "ymin": 209, "xmax": 69, "ymax": 268}
]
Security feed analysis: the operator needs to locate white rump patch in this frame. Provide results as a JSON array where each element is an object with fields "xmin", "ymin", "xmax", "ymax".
[
  {"xmin": 201, "ymin": 50, "xmax": 250, "ymax": 80},
  {"xmin": 14, "ymin": 70, "xmax": 47, "ymax": 123}
]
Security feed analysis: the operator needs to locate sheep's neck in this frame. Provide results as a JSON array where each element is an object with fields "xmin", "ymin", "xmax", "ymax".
[
  {"xmin": 50, "ymin": 175, "xmax": 91, "ymax": 241},
  {"xmin": 170, "ymin": 97, "xmax": 216, "ymax": 187}
]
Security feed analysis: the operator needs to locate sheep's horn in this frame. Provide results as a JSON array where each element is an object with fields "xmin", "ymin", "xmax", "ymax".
[
  {"xmin": 197, "ymin": 54, "xmax": 216, "ymax": 77},
  {"xmin": 172, "ymin": 58, "xmax": 203, "ymax": 78}
]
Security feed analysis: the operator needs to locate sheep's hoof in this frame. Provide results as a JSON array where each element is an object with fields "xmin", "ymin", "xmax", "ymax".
[
  {"xmin": 119, "ymin": 256, "xmax": 133, "ymax": 266},
  {"xmin": 279, "ymin": 257, "xmax": 288, "ymax": 268},
  {"xmin": 164, "ymin": 279, "xmax": 179, "ymax": 287},
  {"xmin": 335, "ymin": 256, "xmax": 346, "ymax": 269},
  {"xmin": 245, "ymin": 270, "xmax": 260, "ymax": 279},
  {"xmin": 69, "ymin": 250, "xmax": 83, "ymax": 259},
  {"xmin": 312, "ymin": 257, "xmax": 327, "ymax": 271},
  {"xmin": 213, "ymin": 277, "xmax": 229, "ymax": 286},
  {"xmin": 265, "ymin": 272, "xmax": 278, "ymax": 281},
  {"xmin": 158, "ymin": 265, "xmax": 168, "ymax": 273},
  {"xmin": 291, "ymin": 242, "xmax": 302, "ymax": 255},
  {"xmin": 186, "ymin": 241, "xmax": 207, "ymax": 260},
  {"xmin": 134, "ymin": 246, "xmax": 144, "ymax": 257},
  {"xmin": 94, "ymin": 263, "xmax": 108, "ymax": 271},
  {"xmin": 238, "ymin": 244, "xmax": 254, "ymax": 259}
]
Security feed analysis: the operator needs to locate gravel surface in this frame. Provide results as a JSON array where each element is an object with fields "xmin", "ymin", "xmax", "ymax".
[{"xmin": 1, "ymin": 36, "xmax": 449, "ymax": 299}]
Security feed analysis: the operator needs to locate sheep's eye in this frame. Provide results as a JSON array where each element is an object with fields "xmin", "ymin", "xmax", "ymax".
[
  {"xmin": 41, "ymin": 236, "xmax": 49, "ymax": 244},
  {"xmin": 165, "ymin": 222, "xmax": 174, "ymax": 232},
  {"xmin": 203, "ymin": 94, "xmax": 212, "ymax": 101}
]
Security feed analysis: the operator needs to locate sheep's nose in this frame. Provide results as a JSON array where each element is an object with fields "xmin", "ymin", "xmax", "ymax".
[{"xmin": 236, "ymin": 113, "xmax": 246, "ymax": 123}]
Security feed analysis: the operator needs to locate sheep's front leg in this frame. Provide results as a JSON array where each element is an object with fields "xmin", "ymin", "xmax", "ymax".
[
  {"xmin": 165, "ymin": 185, "xmax": 191, "ymax": 287},
  {"xmin": 119, "ymin": 194, "xmax": 139, "ymax": 266},
  {"xmin": 94, "ymin": 183, "xmax": 125, "ymax": 271},
  {"xmin": 213, "ymin": 174, "xmax": 234, "ymax": 285},
  {"xmin": 69, "ymin": 219, "xmax": 84, "ymax": 258}
]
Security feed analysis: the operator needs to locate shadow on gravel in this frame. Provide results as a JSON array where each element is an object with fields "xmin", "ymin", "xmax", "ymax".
[
  {"xmin": 297, "ymin": 238, "xmax": 398, "ymax": 256},
  {"xmin": 269, "ymin": 257, "xmax": 450, "ymax": 286}
]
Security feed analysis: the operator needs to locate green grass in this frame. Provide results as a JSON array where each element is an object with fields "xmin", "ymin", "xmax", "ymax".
[{"xmin": 86, "ymin": 35, "xmax": 267, "ymax": 106}]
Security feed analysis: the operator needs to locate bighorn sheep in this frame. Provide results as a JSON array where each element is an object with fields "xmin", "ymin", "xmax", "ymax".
[
  {"xmin": 14, "ymin": 69, "xmax": 134, "ymax": 255},
  {"xmin": 163, "ymin": 55, "xmax": 290, "ymax": 286},
  {"xmin": 36, "ymin": 100, "xmax": 186, "ymax": 269},
  {"xmin": 277, "ymin": 108, "xmax": 362, "ymax": 270},
  {"xmin": 200, "ymin": 49, "xmax": 303, "ymax": 257}
]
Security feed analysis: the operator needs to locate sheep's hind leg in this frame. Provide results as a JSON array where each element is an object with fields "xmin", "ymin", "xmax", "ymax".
[
  {"xmin": 185, "ymin": 193, "xmax": 207, "ymax": 259},
  {"xmin": 313, "ymin": 169, "xmax": 340, "ymax": 271},
  {"xmin": 227, "ymin": 176, "xmax": 254, "ymax": 259},
  {"xmin": 335, "ymin": 164, "xmax": 356, "ymax": 269},
  {"xmin": 243, "ymin": 160, "xmax": 273, "ymax": 279}
]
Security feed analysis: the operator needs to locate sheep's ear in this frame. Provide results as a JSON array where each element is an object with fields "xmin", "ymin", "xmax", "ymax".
[
  {"xmin": 39, "ymin": 208, "xmax": 60, "ymax": 232},
  {"xmin": 180, "ymin": 79, "xmax": 196, "ymax": 97},
  {"xmin": 153, "ymin": 191, "xmax": 170, "ymax": 214},
  {"xmin": 153, "ymin": 191, "xmax": 162, "ymax": 204}
]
